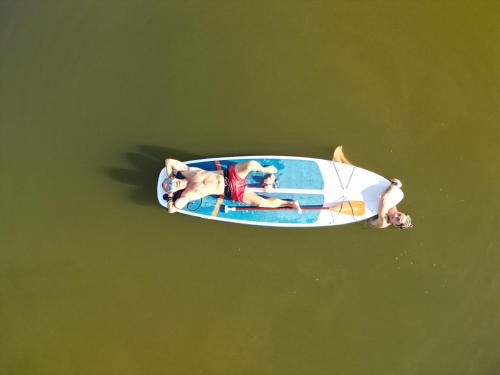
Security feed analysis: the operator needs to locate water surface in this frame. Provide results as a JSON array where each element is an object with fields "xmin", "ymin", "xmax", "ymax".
[{"xmin": 1, "ymin": 1, "xmax": 499, "ymax": 374}]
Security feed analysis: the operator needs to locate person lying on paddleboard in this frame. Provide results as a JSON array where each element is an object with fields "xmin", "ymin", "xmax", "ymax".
[
  {"xmin": 369, "ymin": 178, "xmax": 412, "ymax": 229},
  {"xmin": 162, "ymin": 158, "xmax": 302, "ymax": 214},
  {"xmin": 333, "ymin": 146, "xmax": 412, "ymax": 229}
]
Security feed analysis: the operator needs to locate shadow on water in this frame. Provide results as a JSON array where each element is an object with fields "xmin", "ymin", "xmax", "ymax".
[{"xmin": 106, "ymin": 145, "xmax": 202, "ymax": 205}]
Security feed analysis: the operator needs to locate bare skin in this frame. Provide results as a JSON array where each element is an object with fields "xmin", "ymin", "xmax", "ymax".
[
  {"xmin": 332, "ymin": 145, "xmax": 411, "ymax": 229},
  {"xmin": 163, "ymin": 159, "xmax": 301, "ymax": 213},
  {"xmin": 368, "ymin": 179, "xmax": 409, "ymax": 229},
  {"xmin": 263, "ymin": 174, "xmax": 277, "ymax": 192}
]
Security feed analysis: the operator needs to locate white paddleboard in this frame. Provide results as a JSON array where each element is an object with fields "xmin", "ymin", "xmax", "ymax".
[{"xmin": 157, "ymin": 156, "xmax": 403, "ymax": 227}]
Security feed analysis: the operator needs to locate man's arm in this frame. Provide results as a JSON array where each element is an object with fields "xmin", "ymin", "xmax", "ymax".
[
  {"xmin": 167, "ymin": 197, "xmax": 177, "ymax": 213},
  {"xmin": 165, "ymin": 159, "xmax": 190, "ymax": 176},
  {"xmin": 167, "ymin": 194, "xmax": 193, "ymax": 214}
]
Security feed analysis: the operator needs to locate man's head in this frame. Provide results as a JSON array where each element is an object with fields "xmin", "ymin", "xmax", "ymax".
[
  {"xmin": 164, "ymin": 177, "xmax": 187, "ymax": 193},
  {"xmin": 389, "ymin": 211, "xmax": 413, "ymax": 229}
]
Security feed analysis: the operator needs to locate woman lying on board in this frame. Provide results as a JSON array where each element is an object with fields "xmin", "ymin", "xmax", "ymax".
[{"xmin": 333, "ymin": 146, "xmax": 412, "ymax": 229}]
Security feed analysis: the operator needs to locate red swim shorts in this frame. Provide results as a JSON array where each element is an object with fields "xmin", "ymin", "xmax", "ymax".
[{"xmin": 224, "ymin": 165, "xmax": 247, "ymax": 202}]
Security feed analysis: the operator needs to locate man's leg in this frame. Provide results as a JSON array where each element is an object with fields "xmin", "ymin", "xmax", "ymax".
[
  {"xmin": 242, "ymin": 191, "xmax": 301, "ymax": 213},
  {"xmin": 263, "ymin": 174, "xmax": 277, "ymax": 192},
  {"xmin": 234, "ymin": 161, "xmax": 277, "ymax": 179}
]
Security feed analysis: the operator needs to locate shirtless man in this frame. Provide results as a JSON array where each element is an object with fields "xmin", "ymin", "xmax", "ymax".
[
  {"xmin": 162, "ymin": 158, "xmax": 301, "ymax": 214},
  {"xmin": 333, "ymin": 146, "xmax": 412, "ymax": 229}
]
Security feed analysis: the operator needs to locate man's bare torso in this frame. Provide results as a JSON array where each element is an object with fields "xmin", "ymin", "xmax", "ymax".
[{"xmin": 181, "ymin": 169, "xmax": 225, "ymax": 199}]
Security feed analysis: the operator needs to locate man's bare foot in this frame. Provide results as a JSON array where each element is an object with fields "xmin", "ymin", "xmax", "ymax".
[
  {"xmin": 290, "ymin": 200, "xmax": 302, "ymax": 214},
  {"xmin": 263, "ymin": 174, "xmax": 277, "ymax": 192}
]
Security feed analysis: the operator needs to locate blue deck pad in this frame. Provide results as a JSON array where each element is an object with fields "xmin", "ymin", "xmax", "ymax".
[
  {"xmin": 186, "ymin": 158, "xmax": 324, "ymax": 190},
  {"xmin": 184, "ymin": 193, "xmax": 323, "ymax": 224},
  {"xmin": 180, "ymin": 157, "xmax": 325, "ymax": 224}
]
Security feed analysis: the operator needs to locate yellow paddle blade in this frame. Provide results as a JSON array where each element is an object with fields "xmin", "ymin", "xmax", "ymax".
[
  {"xmin": 332, "ymin": 145, "xmax": 353, "ymax": 165},
  {"xmin": 330, "ymin": 200, "xmax": 365, "ymax": 216}
]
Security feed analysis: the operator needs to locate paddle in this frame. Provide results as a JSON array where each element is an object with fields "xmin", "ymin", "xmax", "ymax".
[
  {"xmin": 224, "ymin": 200, "xmax": 365, "ymax": 216},
  {"xmin": 332, "ymin": 145, "xmax": 353, "ymax": 165}
]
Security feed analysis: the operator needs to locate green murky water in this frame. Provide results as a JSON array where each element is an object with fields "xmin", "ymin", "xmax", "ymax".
[{"xmin": 1, "ymin": 1, "xmax": 499, "ymax": 374}]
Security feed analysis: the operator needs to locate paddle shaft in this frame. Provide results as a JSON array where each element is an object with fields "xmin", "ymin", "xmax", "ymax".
[
  {"xmin": 225, "ymin": 200, "xmax": 365, "ymax": 216},
  {"xmin": 229, "ymin": 205, "xmax": 344, "ymax": 211}
]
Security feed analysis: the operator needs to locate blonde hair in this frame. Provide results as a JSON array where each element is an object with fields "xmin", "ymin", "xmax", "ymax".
[{"xmin": 396, "ymin": 215, "xmax": 413, "ymax": 229}]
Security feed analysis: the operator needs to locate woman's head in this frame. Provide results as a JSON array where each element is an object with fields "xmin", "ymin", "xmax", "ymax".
[{"xmin": 389, "ymin": 211, "xmax": 413, "ymax": 229}]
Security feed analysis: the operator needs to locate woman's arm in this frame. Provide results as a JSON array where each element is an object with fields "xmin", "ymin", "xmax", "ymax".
[{"xmin": 370, "ymin": 179, "xmax": 402, "ymax": 228}]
